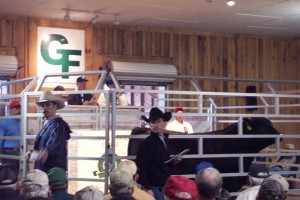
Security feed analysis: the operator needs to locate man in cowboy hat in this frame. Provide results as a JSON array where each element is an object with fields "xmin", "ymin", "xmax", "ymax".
[
  {"xmin": 25, "ymin": 91, "xmax": 72, "ymax": 173},
  {"xmin": 135, "ymin": 107, "xmax": 181, "ymax": 200}
]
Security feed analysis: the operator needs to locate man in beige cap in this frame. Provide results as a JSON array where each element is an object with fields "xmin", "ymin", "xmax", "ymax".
[
  {"xmin": 105, "ymin": 160, "xmax": 154, "ymax": 200},
  {"xmin": 21, "ymin": 169, "xmax": 50, "ymax": 200},
  {"xmin": 109, "ymin": 169, "xmax": 135, "ymax": 199},
  {"xmin": 25, "ymin": 91, "xmax": 72, "ymax": 173},
  {"xmin": 74, "ymin": 185, "xmax": 104, "ymax": 200}
]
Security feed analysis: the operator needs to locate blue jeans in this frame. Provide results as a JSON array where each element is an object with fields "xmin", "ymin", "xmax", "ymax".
[{"xmin": 151, "ymin": 186, "xmax": 164, "ymax": 200}]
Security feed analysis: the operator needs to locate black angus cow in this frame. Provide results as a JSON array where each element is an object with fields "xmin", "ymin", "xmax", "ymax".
[{"xmin": 127, "ymin": 117, "xmax": 282, "ymax": 192}]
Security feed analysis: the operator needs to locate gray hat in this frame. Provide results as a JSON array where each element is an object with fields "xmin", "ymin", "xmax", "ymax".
[
  {"xmin": 74, "ymin": 186, "xmax": 104, "ymax": 200},
  {"xmin": 258, "ymin": 179, "xmax": 286, "ymax": 200},
  {"xmin": 36, "ymin": 91, "xmax": 65, "ymax": 110}
]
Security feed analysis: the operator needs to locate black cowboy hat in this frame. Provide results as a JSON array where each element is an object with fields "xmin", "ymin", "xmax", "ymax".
[{"xmin": 141, "ymin": 107, "xmax": 172, "ymax": 122}]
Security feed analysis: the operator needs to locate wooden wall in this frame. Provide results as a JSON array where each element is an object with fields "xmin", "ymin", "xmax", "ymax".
[{"xmin": 0, "ymin": 17, "xmax": 299, "ymax": 141}]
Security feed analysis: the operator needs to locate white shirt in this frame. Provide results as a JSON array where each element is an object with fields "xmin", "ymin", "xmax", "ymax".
[
  {"xmin": 97, "ymin": 93, "xmax": 128, "ymax": 106},
  {"xmin": 166, "ymin": 119, "xmax": 194, "ymax": 134},
  {"xmin": 236, "ymin": 185, "xmax": 260, "ymax": 200}
]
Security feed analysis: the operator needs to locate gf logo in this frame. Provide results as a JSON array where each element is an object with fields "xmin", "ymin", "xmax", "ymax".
[{"xmin": 40, "ymin": 34, "xmax": 82, "ymax": 78}]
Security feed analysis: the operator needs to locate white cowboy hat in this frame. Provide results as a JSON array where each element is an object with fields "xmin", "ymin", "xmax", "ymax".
[{"xmin": 36, "ymin": 91, "xmax": 65, "ymax": 110}]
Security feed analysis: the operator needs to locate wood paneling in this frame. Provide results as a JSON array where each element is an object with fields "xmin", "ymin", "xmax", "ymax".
[{"xmin": 0, "ymin": 17, "xmax": 299, "ymax": 141}]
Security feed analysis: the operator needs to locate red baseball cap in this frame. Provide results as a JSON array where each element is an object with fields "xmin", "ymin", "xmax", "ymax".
[
  {"xmin": 163, "ymin": 175, "xmax": 198, "ymax": 200},
  {"xmin": 8, "ymin": 101, "xmax": 21, "ymax": 108},
  {"xmin": 174, "ymin": 106, "xmax": 184, "ymax": 112}
]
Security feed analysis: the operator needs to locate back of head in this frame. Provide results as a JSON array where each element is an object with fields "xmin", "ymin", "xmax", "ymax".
[
  {"xmin": 47, "ymin": 167, "xmax": 67, "ymax": 190},
  {"xmin": 195, "ymin": 168, "xmax": 223, "ymax": 199},
  {"xmin": 22, "ymin": 169, "xmax": 49, "ymax": 200},
  {"xmin": 0, "ymin": 163, "xmax": 18, "ymax": 188},
  {"xmin": 109, "ymin": 169, "xmax": 134, "ymax": 196},
  {"xmin": 257, "ymin": 179, "xmax": 286, "ymax": 200},
  {"xmin": 74, "ymin": 185, "xmax": 104, "ymax": 200},
  {"xmin": 163, "ymin": 175, "xmax": 198, "ymax": 200},
  {"xmin": 267, "ymin": 174, "xmax": 289, "ymax": 193},
  {"xmin": 116, "ymin": 160, "xmax": 137, "ymax": 176},
  {"xmin": 248, "ymin": 163, "xmax": 269, "ymax": 186}
]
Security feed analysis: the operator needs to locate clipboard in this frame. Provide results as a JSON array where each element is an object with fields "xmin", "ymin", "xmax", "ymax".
[{"xmin": 164, "ymin": 148, "xmax": 190, "ymax": 164}]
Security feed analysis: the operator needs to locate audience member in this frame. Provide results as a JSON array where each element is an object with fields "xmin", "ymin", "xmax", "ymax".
[
  {"xmin": 74, "ymin": 185, "xmax": 104, "ymax": 200},
  {"xmin": 267, "ymin": 174, "xmax": 289, "ymax": 194},
  {"xmin": 21, "ymin": 169, "xmax": 50, "ymax": 200},
  {"xmin": 0, "ymin": 163, "xmax": 20, "ymax": 200},
  {"xmin": 53, "ymin": 85, "xmax": 66, "ymax": 100},
  {"xmin": 270, "ymin": 144, "xmax": 298, "ymax": 177},
  {"xmin": 67, "ymin": 76, "xmax": 96, "ymax": 105},
  {"xmin": 105, "ymin": 159, "xmax": 154, "ymax": 200},
  {"xmin": 256, "ymin": 179, "xmax": 286, "ymax": 200},
  {"xmin": 25, "ymin": 91, "xmax": 72, "ymax": 173},
  {"xmin": 195, "ymin": 162, "xmax": 230, "ymax": 200},
  {"xmin": 236, "ymin": 163, "xmax": 269, "ymax": 200},
  {"xmin": 195, "ymin": 167, "xmax": 223, "ymax": 200},
  {"xmin": 53, "ymin": 85, "xmax": 65, "ymax": 92},
  {"xmin": 109, "ymin": 169, "xmax": 135, "ymax": 200},
  {"xmin": 0, "ymin": 101, "xmax": 21, "ymax": 168},
  {"xmin": 163, "ymin": 175, "xmax": 198, "ymax": 200},
  {"xmin": 136, "ymin": 107, "xmax": 181, "ymax": 200},
  {"xmin": 97, "ymin": 79, "xmax": 128, "ymax": 106},
  {"xmin": 47, "ymin": 167, "xmax": 73, "ymax": 200},
  {"xmin": 166, "ymin": 106, "xmax": 194, "ymax": 134}
]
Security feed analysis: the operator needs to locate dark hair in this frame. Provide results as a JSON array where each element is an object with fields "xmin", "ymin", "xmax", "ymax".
[{"xmin": 54, "ymin": 85, "xmax": 65, "ymax": 91}]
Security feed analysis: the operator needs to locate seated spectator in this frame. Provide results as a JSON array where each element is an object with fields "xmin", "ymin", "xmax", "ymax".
[
  {"xmin": 47, "ymin": 167, "xmax": 73, "ymax": 200},
  {"xmin": 109, "ymin": 169, "xmax": 135, "ymax": 200},
  {"xmin": 68, "ymin": 76, "xmax": 96, "ymax": 105},
  {"xmin": 0, "ymin": 163, "xmax": 20, "ymax": 200},
  {"xmin": 97, "ymin": 79, "xmax": 128, "ymax": 107},
  {"xmin": 53, "ymin": 85, "xmax": 66, "ymax": 100},
  {"xmin": 105, "ymin": 159, "xmax": 154, "ymax": 200},
  {"xmin": 74, "ymin": 186, "xmax": 104, "ymax": 200},
  {"xmin": 236, "ymin": 163, "xmax": 269, "ymax": 200},
  {"xmin": 267, "ymin": 174, "xmax": 289, "ymax": 195},
  {"xmin": 256, "ymin": 179, "xmax": 287, "ymax": 200},
  {"xmin": 166, "ymin": 106, "xmax": 194, "ymax": 134},
  {"xmin": 21, "ymin": 169, "xmax": 50, "ymax": 200},
  {"xmin": 195, "ymin": 162, "xmax": 230, "ymax": 200},
  {"xmin": 270, "ymin": 144, "xmax": 297, "ymax": 177},
  {"xmin": 195, "ymin": 167, "xmax": 223, "ymax": 200},
  {"xmin": 163, "ymin": 175, "xmax": 198, "ymax": 200}
]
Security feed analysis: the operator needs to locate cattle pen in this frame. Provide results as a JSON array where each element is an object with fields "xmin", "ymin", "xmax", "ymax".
[{"xmin": 1, "ymin": 71, "xmax": 300, "ymax": 198}]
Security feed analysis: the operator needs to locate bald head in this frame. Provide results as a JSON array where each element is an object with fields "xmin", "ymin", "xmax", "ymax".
[{"xmin": 196, "ymin": 168, "xmax": 223, "ymax": 199}]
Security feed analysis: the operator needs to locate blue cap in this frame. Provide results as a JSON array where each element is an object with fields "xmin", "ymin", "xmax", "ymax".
[{"xmin": 196, "ymin": 161, "xmax": 214, "ymax": 175}]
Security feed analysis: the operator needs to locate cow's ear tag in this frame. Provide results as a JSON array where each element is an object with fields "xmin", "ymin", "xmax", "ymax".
[{"xmin": 246, "ymin": 125, "xmax": 252, "ymax": 131}]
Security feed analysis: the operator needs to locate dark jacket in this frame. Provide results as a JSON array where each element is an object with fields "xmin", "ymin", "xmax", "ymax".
[
  {"xmin": 111, "ymin": 193, "xmax": 136, "ymax": 200},
  {"xmin": 34, "ymin": 117, "xmax": 72, "ymax": 172},
  {"xmin": 135, "ymin": 132, "xmax": 173, "ymax": 190},
  {"xmin": 0, "ymin": 188, "xmax": 21, "ymax": 200},
  {"xmin": 50, "ymin": 189, "xmax": 74, "ymax": 200},
  {"xmin": 67, "ymin": 93, "xmax": 93, "ymax": 105}
]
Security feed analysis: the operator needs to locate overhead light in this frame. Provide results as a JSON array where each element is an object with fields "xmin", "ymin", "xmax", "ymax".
[
  {"xmin": 227, "ymin": 0, "xmax": 235, "ymax": 6},
  {"xmin": 113, "ymin": 14, "xmax": 120, "ymax": 26},
  {"xmin": 64, "ymin": 9, "xmax": 71, "ymax": 21},
  {"xmin": 91, "ymin": 15, "xmax": 99, "ymax": 24}
]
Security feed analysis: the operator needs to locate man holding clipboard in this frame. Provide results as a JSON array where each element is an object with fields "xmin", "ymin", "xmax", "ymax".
[{"xmin": 135, "ymin": 107, "xmax": 185, "ymax": 200}]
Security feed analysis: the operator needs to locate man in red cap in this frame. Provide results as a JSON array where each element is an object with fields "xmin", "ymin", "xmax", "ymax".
[
  {"xmin": 163, "ymin": 175, "xmax": 198, "ymax": 200},
  {"xmin": 0, "ymin": 101, "xmax": 21, "ymax": 168},
  {"xmin": 166, "ymin": 106, "xmax": 194, "ymax": 134}
]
